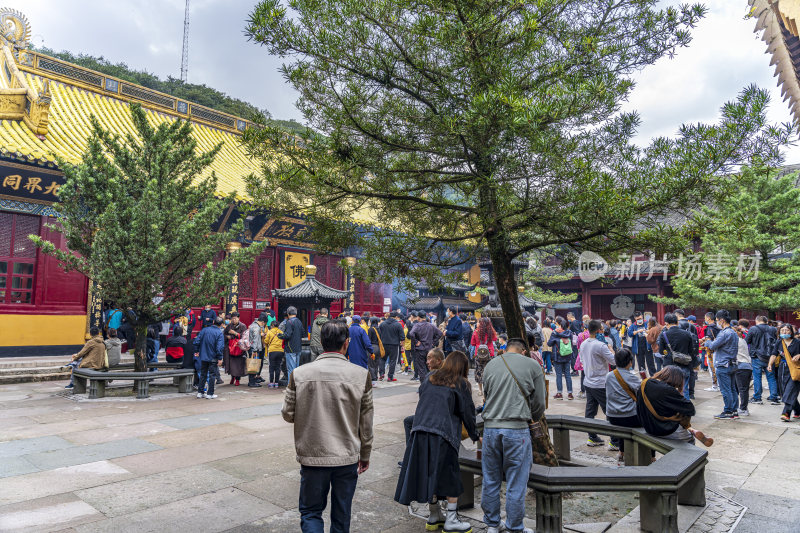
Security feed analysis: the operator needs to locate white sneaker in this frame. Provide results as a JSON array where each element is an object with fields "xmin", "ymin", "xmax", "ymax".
[
  {"xmin": 206, "ymin": 394, "xmax": 218, "ymax": 399},
  {"xmin": 704, "ymin": 385, "xmax": 719, "ymax": 392},
  {"xmin": 487, "ymin": 526, "xmax": 504, "ymax": 533},
  {"xmin": 738, "ymin": 409, "xmax": 750, "ymax": 416},
  {"xmin": 196, "ymin": 392, "xmax": 204, "ymax": 399}
]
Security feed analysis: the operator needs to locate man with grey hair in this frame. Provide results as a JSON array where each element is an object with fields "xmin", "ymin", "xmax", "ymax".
[{"xmin": 279, "ymin": 306, "xmax": 304, "ymax": 377}]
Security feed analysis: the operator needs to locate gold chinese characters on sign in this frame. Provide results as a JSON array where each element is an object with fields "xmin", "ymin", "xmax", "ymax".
[{"xmin": 284, "ymin": 252, "xmax": 310, "ymax": 288}]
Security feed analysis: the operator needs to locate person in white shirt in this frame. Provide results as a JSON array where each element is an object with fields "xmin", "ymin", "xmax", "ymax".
[{"xmin": 579, "ymin": 319, "xmax": 616, "ymax": 448}]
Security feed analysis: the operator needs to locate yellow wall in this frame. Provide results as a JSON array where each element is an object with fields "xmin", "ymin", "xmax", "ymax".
[{"xmin": 0, "ymin": 314, "xmax": 86, "ymax": 346}]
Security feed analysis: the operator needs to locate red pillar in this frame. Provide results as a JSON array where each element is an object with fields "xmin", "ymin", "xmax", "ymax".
[
  {"xmin": 581, "ymin": 282, "xmax": 591, "ymax": 318},
  {"xmin": 656, "ymin": 279, "xmax": 665, "ymax": 323}
]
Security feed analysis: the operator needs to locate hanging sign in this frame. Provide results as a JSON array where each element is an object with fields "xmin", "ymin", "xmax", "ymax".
[{"xmin": 283, "ymin": 252, "xmax": 310, "ymax": 288}]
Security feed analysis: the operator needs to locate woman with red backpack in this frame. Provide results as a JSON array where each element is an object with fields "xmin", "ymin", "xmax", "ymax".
[{"xmin": 470, "ymin": 317, "xmax": 498, "ymax": 398}]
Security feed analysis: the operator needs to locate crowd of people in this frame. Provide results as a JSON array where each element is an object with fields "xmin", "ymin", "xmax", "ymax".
[{"xmin": 63, "ymin": 303, "xmax": 800, "ymax": 533}]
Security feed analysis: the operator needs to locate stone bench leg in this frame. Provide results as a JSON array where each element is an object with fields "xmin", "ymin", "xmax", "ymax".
[
  {"xmin": 88, "ymin": 379, "xmax": 105, "ymax": 399},
  {"xmin": 677, "ymin": 467, "xmax": 706, "ymax": 507},
  {"xmin": 177, "ymin": 375, "xmax": 192, "ymax": 393},
  {"xmin": 552, "ymin": 428, "xmax": 571, "ymax": 461},
  {"xmin": 457, "ymin": 468, "xmax": 475, "ymax": 509},
  {"xmin": 535, "ymin": 491, "xmax": 562, "ymax": 533},
  {"xmin": 136, "ymin": 380, "xmax": 149, "ymax": 399},
  {"xmin": 633, "ymin": 440, "xmax": 652, "ymax": 466},
  {"xmin": 640, "ymin": 490, "xmax": 678, "ymax": 533},
  {"xmin": 623, "ymin": 438, "xmax": 636, "ymax": 466},
  {"xmin": 73, "ymin": 376, "xmax": 87, "ymax": 394}
]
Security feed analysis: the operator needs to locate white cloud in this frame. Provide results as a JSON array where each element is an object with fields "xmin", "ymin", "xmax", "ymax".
[{"xmin": 6, "ymin": 0, "xmax": 800, "ymax": 162}]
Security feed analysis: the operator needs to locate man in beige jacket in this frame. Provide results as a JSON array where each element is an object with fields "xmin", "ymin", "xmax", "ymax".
[{"xmin": 282, "ymin": 319, "xmax": 374, "ymax": 533}]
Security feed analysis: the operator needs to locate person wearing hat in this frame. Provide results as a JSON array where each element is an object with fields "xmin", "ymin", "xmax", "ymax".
[
  {"xmin": 347, "ymin": 315, "xmax": 373, "ymax": 370},
  {"xmin": 701, "ymin": 310, "xmax": 740, "ymax": 419}
]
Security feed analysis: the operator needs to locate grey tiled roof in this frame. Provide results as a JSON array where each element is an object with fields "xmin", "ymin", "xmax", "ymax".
[{"xmin": 272, "ymin": 275, "xmax": 351, "ymax": 301}]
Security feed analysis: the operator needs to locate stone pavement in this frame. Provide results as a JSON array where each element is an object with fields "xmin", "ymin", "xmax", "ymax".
[{"xmin": 0, "ymin": 365, "xmax": 797, "ymax": 533}]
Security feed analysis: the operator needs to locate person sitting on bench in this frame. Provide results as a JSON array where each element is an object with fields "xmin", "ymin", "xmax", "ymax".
[
  {"xmin": 637, "ymin": 366, "xmax": 713, "ymax": 447},
  {"xmin": 64, "ymin": 326, "xmax": 107, "ymax": 389}
]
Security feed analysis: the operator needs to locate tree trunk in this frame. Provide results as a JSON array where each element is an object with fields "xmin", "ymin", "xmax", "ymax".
[
  {"xmin": 134, "ymin": 322, "xmax": 148, "ymax": 373},
  {"xmin": 486, "ymin": 232, "xmax": 526, "ymax": 346}
]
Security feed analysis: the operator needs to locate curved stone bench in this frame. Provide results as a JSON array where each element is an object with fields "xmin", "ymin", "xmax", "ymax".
[
  {"xmin": 458, "ymin": 414, "xmax": 707, "ymax": 533},
  {"xmin": 72, "ymin": 368, "xmax": 194, "ymax": 399}
]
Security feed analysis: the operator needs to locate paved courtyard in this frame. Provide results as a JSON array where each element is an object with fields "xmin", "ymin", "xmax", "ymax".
[{"xmin": 0, "ymin": 366, "xmax": 797, "ymax": 533}]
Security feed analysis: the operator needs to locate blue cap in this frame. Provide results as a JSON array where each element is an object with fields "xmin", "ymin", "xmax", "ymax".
[
  {"xmin": 352, "ymin": 315, "xmax": 361, "ymax": 323},
  {"xmin": 687, "ymin": 315, "xmax": 696, "ymax": 321}
]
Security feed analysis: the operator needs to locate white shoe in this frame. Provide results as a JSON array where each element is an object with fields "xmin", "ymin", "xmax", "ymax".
[
  {"xmin": 443, "ymin": 503, "xmax": 472, "ymax": 532},
  {"xmin": 738, "ymin": 409, "xmax": 750, "ymax": 416},
  {"xmin": 426, "ymin": 502, "xmax": 446, "ymax": 531},
  {"xmin": 487, "ymin": 526, "xmax": 504, "ymax": 533},
  {"xmin": 704, "ymin": 386, "xmax": 719, "ymax": 392},
  {"xmin": 196, "ymin": 393, "xmax": 204, "ymax": 398},
  {"xmin": 206, "ymin": 394, "xmax": 217, "ymax": 399}
]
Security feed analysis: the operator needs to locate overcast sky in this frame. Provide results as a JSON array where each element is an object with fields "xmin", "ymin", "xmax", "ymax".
[{"xmin": 12, "ymin": 0, "xmax": 800, "ymax": 161}]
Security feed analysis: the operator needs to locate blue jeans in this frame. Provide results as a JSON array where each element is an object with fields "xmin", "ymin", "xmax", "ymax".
[
  {"xmin": 299, "ymin": 463, "xmax": 359, "ymax": 533},
  {"xmin": 541, "ymin": 351, "xmax": 552, "ymax": 372},
  {"xmin": 285, "ymin": 352, "xmax": 299, "ymax": 377},
  {"xmin": 717, "ymin": 365, "xmax": 739, "ymax": 413},
  {"xmin": 481, "ymin": 428, "xmax": 533, "ymax": 532},
  {"xmin": 553, "ymin": 361, "xmax": 573, "ymax": 393},
  {"xmin": 674, "ymin": 364, "xmax": 691, "ymax": 400},
  {"xmin": 751, "ymin": 357, "xmax": 778, "ymax": 401}
]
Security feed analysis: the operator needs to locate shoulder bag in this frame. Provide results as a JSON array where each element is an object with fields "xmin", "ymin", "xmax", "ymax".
[
  {"xmin": 781, "ymin": 340, "xmax": 800, "ymax": 381},
  {"xmin": 662, "ymin": 330, "xmax": 692, "ymax": 366},
  {"xmin": 371, "ymin": 327, "xmax": 386, "ymax": 358},
  {"xmin": 499, "ymin": 355, "xmax": 559, "ymax": 467}
]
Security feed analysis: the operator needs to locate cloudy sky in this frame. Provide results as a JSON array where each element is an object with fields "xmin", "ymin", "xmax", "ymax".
[{"xmin": 11, "ymin": 0, "xmax": 800, "ymax": 161}]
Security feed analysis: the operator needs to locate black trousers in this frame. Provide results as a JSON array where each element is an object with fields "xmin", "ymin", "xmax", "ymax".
[
  {"xmin": 607, "ymin": 415, "xmax": 641, "ymax": 452},
  {"xmin": 413, "ymin": 350, "xmax": 429, "ymax": 382},
  {"xmin": 585, "ymin": 387, "xmax": 611, "ymax": 443},
  {"xmin": 636, "ymin": 349, "xmax": 657, "ymax": 377},
  {"xmin": 268, "ymin": 351, "xmax": 284, "ymax": 383},
  {"xmin": 735, "ymin": 368, "xmax": 752, "ymax": 411},
  {"xmin": 299, "ymin": 463, "xmax": 359, "ymax": 533}
]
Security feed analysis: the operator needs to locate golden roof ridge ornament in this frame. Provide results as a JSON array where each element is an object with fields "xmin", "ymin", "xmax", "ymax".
[{"xmin": 0, "ymin": 8, "xmax": 31, "ymax": 53}]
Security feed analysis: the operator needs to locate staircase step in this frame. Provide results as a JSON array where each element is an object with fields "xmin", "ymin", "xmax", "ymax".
[{"xmin": 0, "ymin": 372, "xmax": 69, "ymax": 385}]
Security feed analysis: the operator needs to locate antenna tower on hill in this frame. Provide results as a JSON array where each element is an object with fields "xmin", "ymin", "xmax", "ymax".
[{"xmin": 180, "ymin": 0, "xmax": 190, "ymax": 82}]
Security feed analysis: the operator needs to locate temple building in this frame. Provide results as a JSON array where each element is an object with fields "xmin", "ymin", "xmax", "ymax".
[{"xmin": 0, "ymin": 11, "xmax": 390, "ymax": 355}]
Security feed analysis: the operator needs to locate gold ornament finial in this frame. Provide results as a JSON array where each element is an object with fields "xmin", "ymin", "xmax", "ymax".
[{"xmin": 0, "ymin": 9, "xmax": 31, "ymax": 51}]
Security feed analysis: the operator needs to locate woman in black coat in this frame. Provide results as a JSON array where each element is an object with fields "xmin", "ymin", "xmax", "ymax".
[
  {"xmin": 394, "ymin": 350, "xmax": 478, "ymax": 532},
  {"xmin": 769, "ymin": 324, "xmax": 800, "ymax": 422}
]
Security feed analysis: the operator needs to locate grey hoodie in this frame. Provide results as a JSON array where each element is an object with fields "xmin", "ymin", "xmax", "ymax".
[{"xmin": 310, "ymin": 315, "xmax": 329, "ymax": 351}]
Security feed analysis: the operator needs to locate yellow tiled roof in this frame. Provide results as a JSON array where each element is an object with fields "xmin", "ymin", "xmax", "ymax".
[{"xmin": 2, "ymin": 72, "xmax": 258, "ymax": 198}]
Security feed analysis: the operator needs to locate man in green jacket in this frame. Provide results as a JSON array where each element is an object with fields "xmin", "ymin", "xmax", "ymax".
[
  {"xmin": 481, "ymin": 338, "xmax": 545, "ymax": 533},
  {"xmin": 309, "ymin": 307, "xmax": 330, "ymax": 359}
]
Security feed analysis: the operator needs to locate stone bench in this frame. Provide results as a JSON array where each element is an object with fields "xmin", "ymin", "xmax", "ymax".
[
  {"xmin": 72, "ymin": 368, "xmax": 194, "ymax": 399},
  {"xmin": 458, "ymin": 414, "xmax": 707, "ymax": 533}
]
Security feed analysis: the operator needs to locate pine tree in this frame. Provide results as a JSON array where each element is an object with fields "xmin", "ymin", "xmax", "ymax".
[
  {"xmin": 244, "ymin": 0, "xmax": 790, "ymax": 341},
  {"xmin": 32, "ymin": 103, "xmax": 266, "ymax": 371},
  {"xmin": 656, "ymin": 165, "xmax": 800, "ymax": 317}
]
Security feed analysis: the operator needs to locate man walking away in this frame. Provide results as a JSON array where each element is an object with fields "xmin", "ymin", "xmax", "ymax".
[
  {"xmin": 279, "ymin": 306, "xmax": 304, "ymax": 377},
  {"xmin": 408, "ymin": 310, "xmax": 443, "ymax": 382},
  {"xmin": 658, "ymin": 313, "xmax": 697, "ymax": 400},
  {"xmin": 310, "ymin": 308, "xmax": 330, "ymax": 359},
  {"xmin": 283, "ymin": 321, "xmax": 374, "ymax": 533},
  {"xmin": 578, "ymin": 320, "xmax": 617, "ymax": 448},
  {"xmin": 378, "ymin": 312, "xmax": 406, "ymax": 382},
  {"xmin": 746, "ymin": 315, "xmax": 780, "ymax": 404},
  {"xmin": 193, "ymin": 317, "xmax": 225, "ymax": 399},
  {"xmin": 702, "ymin": 310, "xmax": 740, "ymax": 419},
  {"xmin": 481, "ymin": 338, "xmax": 545, "ymax": 533}
]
